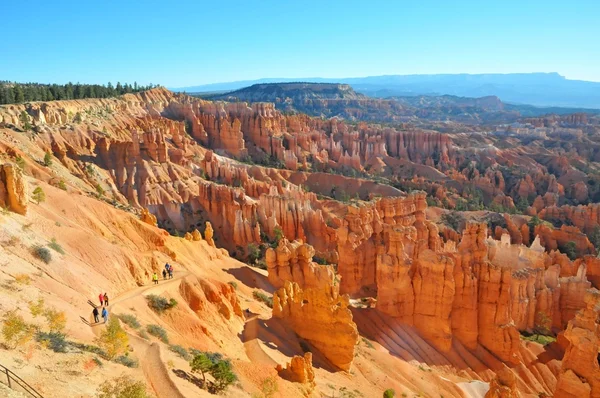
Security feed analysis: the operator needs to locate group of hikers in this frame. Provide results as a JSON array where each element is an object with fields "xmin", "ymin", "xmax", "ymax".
[
  {"xmin": 153, "ymin": 262, "xmax": 174, "ymax": 284},
  {"xmin": 91, "ymin": 263, "xmax": 174, "ymax": 325},
  {"xmin": 92, "ymin": 292, "xmax": 109, "ymax": 324}
]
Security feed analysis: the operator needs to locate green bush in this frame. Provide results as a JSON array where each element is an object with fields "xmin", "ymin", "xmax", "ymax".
[
  {"xmin": 146, "ymin": 324, "xmax": 169, "ymax": 343},
  {"xmin": 114, "ymin": 354, "xmax": 138, "ymax": 368},
  {"xmin": 48, "ymin": 238, "xmax": 65, "ymax": 255},
  {"xmin": 190, "ymin": 351, "xmax": 237, "ymax": 392},
  {"xmin": 383, "ymin": 389, "xmax": 396, "ymax": 398},
  {"xmin": 253, "ymin": 290, "xmax": 273, "ymax": 308},
  {"xmin": 33, "ymin": 245, "xmax": 52, "ymax": 263},
  {"xmin": 227, "ymin": 281, "xmax": 238, "ymax": 290},
  {"xmin": 117, "ymin": 314, "xmax": 141, "ymax": 329},
  {"xmin": 43, "ymin": 152, "xmax": 53, "ymax": 167},
  {"xmin": 57, "ymin": 180, "xmax": 67, "ymax": 191},
  {"xmin": 562, "ymin": 241, "xmax": 577, "ymax": 260},
  {"xmin": 169, "ymin": 344, "xmax": 190, "ymax": 360},
  {"xmin": 35, "ymin": 331, "xmax": 68, "ymax": 353},
  {"xmin": 146, "ymin": 294, "xmax": 177, "ymax": 314},
  {"xmin": 247, "ymin": 243, "xmax": 261, "ymax": 264}
]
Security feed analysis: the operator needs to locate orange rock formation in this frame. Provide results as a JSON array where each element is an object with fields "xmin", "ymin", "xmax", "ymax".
[{"xmin": 272, "ymin": 281, "xmax": 358, "ymax": 371}]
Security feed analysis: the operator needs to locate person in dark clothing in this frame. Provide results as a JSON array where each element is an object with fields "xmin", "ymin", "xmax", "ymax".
[
  {"xmin": 168, "ymin": 265, "xmax": 173, "ymax": 279},
  {"xmin": 92, "ymin": 307, "xmax": 99, "ymax": 323},
  {"xmin": 162, "ymin": 269, "xmax": 167, "ymax": 280},
  {"xmin": 103, "ymin": 293, "xmax": 109, "ymax": 306}
]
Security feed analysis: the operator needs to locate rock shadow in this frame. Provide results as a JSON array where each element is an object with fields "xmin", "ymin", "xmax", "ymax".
[{"xmin": 224, "ymin": 266, "xmax": 274, "ymax": 294}]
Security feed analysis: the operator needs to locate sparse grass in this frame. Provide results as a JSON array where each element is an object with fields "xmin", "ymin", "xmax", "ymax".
[
  {"xmin": 15, "ymin": 156, "xmax": 25, "ymax": 170},
  {"xmin": 138, "ymin": 329, "xmax": 149, "ymax": 340},
  {"xmin": 117, "ymin": 314, "xmax": 141, "ymax": 329},
  {"xmin": 147, "ymin": 324, "xmax": 169, "ymax": 343},
  {"xmin": 32, "ymin": 245, "xmax": 52, "ymax": 263},
  {"xmin": 169, "ymin": 344, "xmax": 190, "ymax": 360},
  {"xmin": 361, "ymin": 337, "xmax": 374, "ymax": 349},
  {"xmin": 70, "ymin": 341, "xmax": 107, "ymax": 357},
  {"xmin": 6, "ymin": 235, "xmax": 20, "ymax": 246},
  {"xmin": 228, "ymin": 281, "xmax": 238, "ymax": 290},
  {"xmin": 22, "ymin": 223, "xmax": 33, "ymax": 231},
  {"xmin": 114, "ymin": 354, "xmax": 138, "ymax": 368},
  {"xmin": 35, "ymin": 331, "xmax": 68, "ymax": 353},
  {"xmin": 48, "ymin": 238, "xmax": 65, "ymax": 254},
  {"xmin": 92, "ymin": 357, "xmax": 103, "ymax": 367},
  {"xmin": 146, "ymin": 294, "xmax": 177, "ymax": 314},
  {"xmin": 14, "ymin": 273, "xmax": 32, "ymax": 285},
  {"xmin": 253, "ymin": 290, "xmax": 273, "ymax": 308}
]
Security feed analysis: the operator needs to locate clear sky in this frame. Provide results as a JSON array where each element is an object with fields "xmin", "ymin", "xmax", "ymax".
[{"xmin": 2, "ymin": 0, "xmax": 599, "ymax": 86}]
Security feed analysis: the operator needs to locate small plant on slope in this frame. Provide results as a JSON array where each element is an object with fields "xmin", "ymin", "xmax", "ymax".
[
  {"xmin": 146, "ymin": 324, "xmax": 169, "ymax": 343},
  {"xmin": 146, "ymin": 294, "xmax": 177, "ymax": 313},
  {"xmin": 97, "ymin": 375, "xmax": 149, "ymax": 398},
  {"xmin": 32, "ymin": 186, "xmax": 46, "ymax": 204},
  {"xmin": 32, "ymin": 245, "xmax": 52, "ymax": 263},
  {"xmin": 96, "ymin": 318, "xmax": 129, "ymax": 360}
]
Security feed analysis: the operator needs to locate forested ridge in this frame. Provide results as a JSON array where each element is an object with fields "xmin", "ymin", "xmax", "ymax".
[{"xmin": 0, "ymin": 81, "xmax": 157, "ymax": 104}]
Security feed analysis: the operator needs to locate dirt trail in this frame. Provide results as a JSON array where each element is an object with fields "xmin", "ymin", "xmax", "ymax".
[
  {"xmin": 111, "ymin": 271, "xmax": 191, "ymax": 306},
  {"xmin": 85, "ymin": 271, "xmax": 191, "ymax": 398},
  {"xmin": 241, "ymin": 315, "xmax": 278, "ymax": 367},
  {"xmin": 129, "ymin": 334, "xmax": 186, "ymax": 398}
]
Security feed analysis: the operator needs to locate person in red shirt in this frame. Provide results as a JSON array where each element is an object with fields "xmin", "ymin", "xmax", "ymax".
[{"xmin": 98, "ymin": 293, "xmax": 104, "ymax": 307}]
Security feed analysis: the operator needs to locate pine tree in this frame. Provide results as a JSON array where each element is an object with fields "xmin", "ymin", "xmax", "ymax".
[
  {"xmin": 13, "ymin": 86, "xmax": 25, "ymax": 103},
  {"xmin": 43, "ymin": 152, "xmax": 53, "ymax": 167},
  {"xmin": 19, "ymin": 111, "xmax": 31, "ymax": 131},
  {"xmin": 190, "ymin": 352, "xmax": 213, "ymax": 386},
  {"xmin": 32, "ymin": 187, "xmax": 45, "ymax": 205}
]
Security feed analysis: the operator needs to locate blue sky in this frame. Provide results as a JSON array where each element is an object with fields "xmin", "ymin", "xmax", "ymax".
[{"xmin": 2, "ymin": 0, "xmax": 599, "ymax": 86}]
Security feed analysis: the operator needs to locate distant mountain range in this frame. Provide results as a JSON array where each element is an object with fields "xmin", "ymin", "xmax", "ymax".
[
  {"xmin": 171, "ymin": 73, "xmax": 600, "ymax": 109},
  {"xmin": 201, "ymin": 82, "xmax": 600, "ymax": 124}
]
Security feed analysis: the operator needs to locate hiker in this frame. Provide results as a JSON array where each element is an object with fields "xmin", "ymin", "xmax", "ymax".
[
  {"xmin": 168, "ymin": 265, "xmax": 173, "ymax": 279},
  {"xmin": 92, "ymin": 307, "xmax": 99, "ymax": 323},
  {"xmin": 101, "ymin": 307, "xmax": 108, "ymax": 323},
  {"xmin": 152, "ymin": 272, "xmax": 159, "ymax": 285},
  {"xmin": 103, "ymin": 292, "xmax": 109, "ymax": 306},
  {"xmin": 98, "ymin": 292, "xmax": 104, "ymax": 307},
  {"xmin": 162, "ymin": 269, "xmax": 167, "ymax": 280},
  {"xmin": 165, "ymin": 262, "xmax": 170, "ymax": 273}
]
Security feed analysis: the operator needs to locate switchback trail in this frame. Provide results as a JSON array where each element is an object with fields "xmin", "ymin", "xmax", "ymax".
[{"xmin": 85, "ymin": 271, "xmax": 191, "ymax": 398}]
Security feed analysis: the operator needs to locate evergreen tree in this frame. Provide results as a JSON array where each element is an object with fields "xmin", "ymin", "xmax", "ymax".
[
  {"xmin": 19, "ymin": 111, "xmax": 31, "ymax": 131},
  {"xmin": 32, "ymin": 187, "xmax": 45, "ymax": 204},
  {"xmin": 13, "ymin": 86, "xmax": 25, "ymax": 103}
]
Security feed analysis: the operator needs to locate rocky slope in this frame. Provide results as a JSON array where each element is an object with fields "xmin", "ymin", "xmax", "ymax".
[{"xmin": 1, "ymin": 88, "xmax": 600, "ymax": 397}]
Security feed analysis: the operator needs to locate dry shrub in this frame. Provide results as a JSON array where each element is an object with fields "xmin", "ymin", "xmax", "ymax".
[
  {"xmin": 96, "ymin": 318, "xmax": 129, "ymax": 360},
  {"xmin": 28, "ymin": 298, "xmax": 45, "ymax": 317},
  {"xmin": 44, "ymin": 308, "xmax": 66, "ymax": 332},
  {"xmin": 14, "ymin": 273, "xmax": 32, "ymax": 285},
  {"xmin": 2, "ymin": 311, "xmax": 36, "ymax": 349}
]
